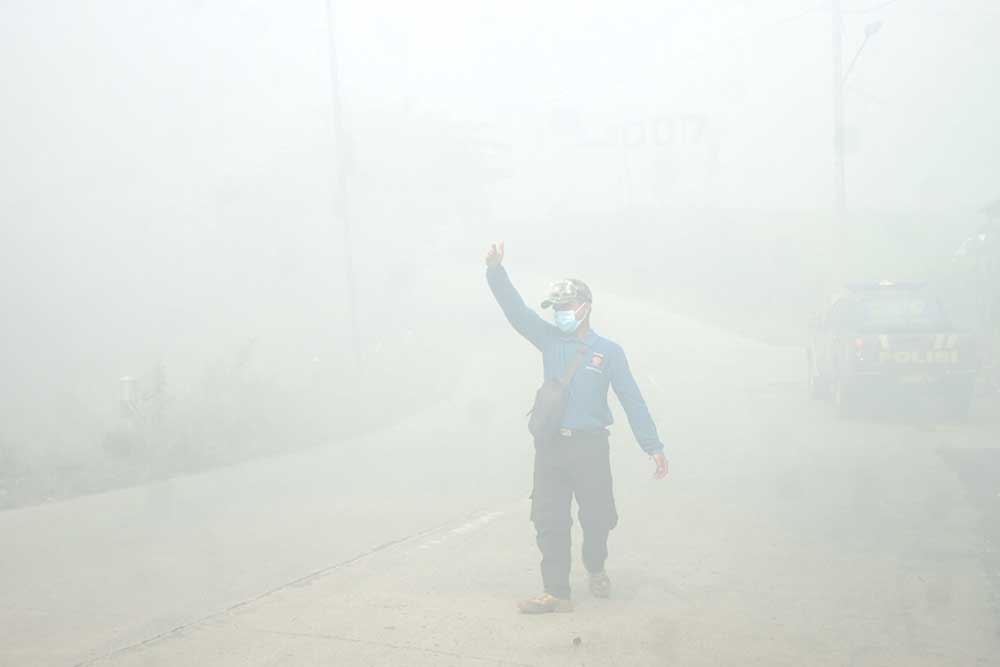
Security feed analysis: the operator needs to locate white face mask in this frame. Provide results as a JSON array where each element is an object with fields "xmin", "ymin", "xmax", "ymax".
[{"xmin": 554, "ymin": 303, "xmax": 586, "ymax": 333}]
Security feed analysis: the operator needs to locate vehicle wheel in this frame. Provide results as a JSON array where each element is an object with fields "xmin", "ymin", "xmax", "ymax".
[{"xmin": 807, "ymin": 350, "xmax": 828, "ymax": 399}]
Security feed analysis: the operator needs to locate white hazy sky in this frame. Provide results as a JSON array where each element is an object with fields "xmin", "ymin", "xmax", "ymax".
[{"xmin": 2, "ymin": 0, "xmax": 998, "ymax": 216}]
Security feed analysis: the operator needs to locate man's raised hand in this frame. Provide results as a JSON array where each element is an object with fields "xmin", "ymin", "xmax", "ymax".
[{"xmin": 485, "ymin": 241, "xmax": 505, "ymax": 269}]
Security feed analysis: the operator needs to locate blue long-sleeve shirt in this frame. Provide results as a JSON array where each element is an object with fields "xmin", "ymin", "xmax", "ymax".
[{"xmin": 487, "ymin": 265, "xmax": 665, "ymax": 454}]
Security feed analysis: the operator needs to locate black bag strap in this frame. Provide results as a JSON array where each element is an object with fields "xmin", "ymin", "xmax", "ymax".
[{"xmin": 558, "ymin": 345, "xmax": 589, "ymax": 387}]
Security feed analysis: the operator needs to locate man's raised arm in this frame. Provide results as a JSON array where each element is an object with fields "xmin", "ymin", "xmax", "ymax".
[{"xmin": 484, "ymin": 242, "xmax": 554, "ymax": 349}]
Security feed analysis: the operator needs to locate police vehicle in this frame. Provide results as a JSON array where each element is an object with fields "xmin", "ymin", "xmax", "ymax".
[{"xmin": 807, "ymin": 281, "xmax": 979, "ymax": 416}]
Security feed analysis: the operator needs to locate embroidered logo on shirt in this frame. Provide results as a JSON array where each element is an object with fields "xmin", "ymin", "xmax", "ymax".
[{"xmin": 585, "ymin": 352, "xmax": 606, "ymax": 373}]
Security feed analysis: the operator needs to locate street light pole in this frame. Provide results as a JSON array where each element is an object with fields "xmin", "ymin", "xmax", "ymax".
[
  {"xmin": 324, "ymin": 0, "xmax": 362, "ymax": 376},
  {"xmin": 843, "ymin": 22, "xmax": 881, "ymax": 84}
]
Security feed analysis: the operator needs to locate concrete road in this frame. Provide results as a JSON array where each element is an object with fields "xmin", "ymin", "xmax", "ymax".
[{"xmin": 3, "ymin": 294, "xmax": 999, "ymax": 666}]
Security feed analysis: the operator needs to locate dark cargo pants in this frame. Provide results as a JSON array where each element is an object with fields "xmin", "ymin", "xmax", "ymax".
[{"xmin": 531, "ymin": 430, "xmax": 618, "ymax": 599}]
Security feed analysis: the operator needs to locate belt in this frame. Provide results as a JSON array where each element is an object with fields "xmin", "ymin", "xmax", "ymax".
[{"xmin": 558, "ymin": 427, "xmax": 609, "ymax": 438}]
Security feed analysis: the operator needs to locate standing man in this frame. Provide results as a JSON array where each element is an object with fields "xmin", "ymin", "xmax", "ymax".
[{"xmin": 485, "ymin": 241, "xmax": 668, "ymax": 614}]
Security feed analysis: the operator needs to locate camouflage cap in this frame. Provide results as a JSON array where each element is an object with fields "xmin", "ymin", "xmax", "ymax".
[{"xmin": 540, "ymin": 278, "xmax": 593, "ymax": 309}]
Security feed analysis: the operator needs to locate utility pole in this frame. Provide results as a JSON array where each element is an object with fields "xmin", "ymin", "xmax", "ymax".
[
  {"xmin": 832, "ymin": 0, "xmax": 847, "ymax": 231},
  {"xmin": 324, "ymin": 0, "xmax": 362, "ymax": 375}
]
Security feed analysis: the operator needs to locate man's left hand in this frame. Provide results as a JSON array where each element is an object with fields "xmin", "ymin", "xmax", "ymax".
[{"xmin": 651, "ymin": 453, "xmax": 668, "ymax": 480}]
